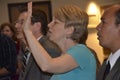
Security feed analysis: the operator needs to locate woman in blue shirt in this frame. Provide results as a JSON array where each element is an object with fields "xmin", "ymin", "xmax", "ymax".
[{"xmin": 23, "ymin": 2, "xmax": 96, "ymax": 80}]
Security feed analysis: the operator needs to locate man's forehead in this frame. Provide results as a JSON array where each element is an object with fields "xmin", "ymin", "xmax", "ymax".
[{"xmin": 18, "ymin": 12, "xmax": 27, "ymax": 20}]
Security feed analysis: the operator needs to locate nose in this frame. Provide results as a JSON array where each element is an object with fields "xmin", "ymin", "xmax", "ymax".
[
  {"xmin": 15, "ymin": 23, "xmax": 20, "ymax": 29},
  {"xmin": 48, "ymin": 21, "xmax": 53, "ymax": 28},
  {"xmin": 15, "ymin": 22, "xmax": 18, "ymax": 27},
  {"xmin": 96, "ymin": 23, "xmax": 101, "ymax": 31}
]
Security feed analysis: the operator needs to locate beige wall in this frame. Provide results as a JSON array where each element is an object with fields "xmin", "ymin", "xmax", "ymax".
[
  {"xmin": 0, "ymin": 0, "xmax": 120, "ymax": 24},
  {"xmin": 0, "ymin": 0, "xmax": 120, "ymax": 63},
  {"xmin": 0, "ymin": 0, "xmax": 49, "ymax": 24}
]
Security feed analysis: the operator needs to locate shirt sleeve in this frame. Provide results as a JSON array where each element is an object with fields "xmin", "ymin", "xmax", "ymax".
[{"xmin": 67, "ymin": 44, "xmax": 94, "ymax": 69}]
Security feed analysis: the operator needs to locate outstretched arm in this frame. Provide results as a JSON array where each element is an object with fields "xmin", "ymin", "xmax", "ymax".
[
  {"xmin": 23, "ymin": 2, "xmax": 52, "ymax": 72},
  {"xmin": 23, "ymin": 2, "xmax": 78, "ymax": 73}
]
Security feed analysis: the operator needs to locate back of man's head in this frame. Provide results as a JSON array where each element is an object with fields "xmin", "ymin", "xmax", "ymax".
[
  {"xmin": 19, "ymin": 8, "xmax": 48, "ymax": 35},
  {"xmin": 32, "ymin": 9, "xmax": 48, "ymax": 35}
]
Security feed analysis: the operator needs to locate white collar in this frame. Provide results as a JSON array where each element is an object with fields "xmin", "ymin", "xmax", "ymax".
[
  {"xmin": 107, "ymin": 49, "xmax": 120, "ymax": 69},
  {"xmin": 37, "ymin": 35, "xmax": 43, "ymax": 41}
]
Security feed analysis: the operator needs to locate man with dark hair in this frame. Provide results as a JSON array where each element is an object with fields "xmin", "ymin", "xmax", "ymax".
[
  {"xmin": 15, "ymin": 8, "xmax": 61, "ymax": 80},
  {"xmin": 0, "ymin": 33, "xmax": 17, "ymax": 80},
  {"xmin": 96, "ymin": 5, "xmax": 120, "ymax": 80}
]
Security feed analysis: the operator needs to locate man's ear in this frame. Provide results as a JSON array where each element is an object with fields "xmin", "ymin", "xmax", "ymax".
[
  {"xmin": 35, "ymin": 22, "xmax": 41, "ymax": 27},
  {"xmin": 33, "ymin": 22, "xmax": 41, "ymax": 30}
]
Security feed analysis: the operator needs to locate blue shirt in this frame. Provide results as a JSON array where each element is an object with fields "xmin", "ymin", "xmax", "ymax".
[{"xmin": 51, "ymin": 44, "xmax": 96, "ymax": 80}]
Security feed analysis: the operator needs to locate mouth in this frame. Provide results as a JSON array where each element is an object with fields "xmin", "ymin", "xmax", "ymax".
[
  {"xmin": 47, "ymin": 31, "xmax": 52, "ymax": 36},
  {"xmin": 16, "ymin": 31, "xmax": 21, "ymax": 33},
  {"xmin": 97, "ymin": 33, "xmax": 100, "ymax": 40},
  {"xmin": 17, "ymin": 29, "xmax": 23, "ymax": 32}
]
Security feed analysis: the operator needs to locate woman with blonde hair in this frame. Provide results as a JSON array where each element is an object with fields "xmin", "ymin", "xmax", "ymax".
[{"xmin": 23, "ymin": 2, "xmax": 96, "ymax": 80}]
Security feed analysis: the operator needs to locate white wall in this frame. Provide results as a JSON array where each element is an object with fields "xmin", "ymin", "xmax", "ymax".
[{"xmin": 0, "ymin": 0, "xmax": 120, "ymax": 63}]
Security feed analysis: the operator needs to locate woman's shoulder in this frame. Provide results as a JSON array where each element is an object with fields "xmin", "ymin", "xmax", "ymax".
[{"xmin": 68, "ymin": 44, "xmax": 90, "ymax": 52}]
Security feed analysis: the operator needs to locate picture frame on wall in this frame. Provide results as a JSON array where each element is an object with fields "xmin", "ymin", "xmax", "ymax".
[{"xmin": 8, "ymin": 1, "xmax": 52, "ymax": 24}]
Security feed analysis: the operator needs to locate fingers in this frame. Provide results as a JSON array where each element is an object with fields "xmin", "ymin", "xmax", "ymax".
[
  {"xmin": 27, "ymin": 2, "xmax": 32, "ymax": 19},
  {"xmin": 23, "ymin": 2, "xmax": 32, "ymax": 31}
]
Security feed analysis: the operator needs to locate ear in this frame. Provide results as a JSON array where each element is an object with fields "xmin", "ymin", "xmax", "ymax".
[
  {"xmin": 32, "ymin": 22, "xmax": 41, "ymax": 30},
  {"xmin": 66, "ymin": 26, "xmax": 74, "ymax": 35},
  {"xmin": 35, "ymin": 22, "xmax": 41, "ymax": 27}
]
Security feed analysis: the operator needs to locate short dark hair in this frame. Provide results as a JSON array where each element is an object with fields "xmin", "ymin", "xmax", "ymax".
[
  {"xmin": 19, "ymin": 7, "xmax": 27, "ymax": 13},
  {"xmin": 31, "ymin": 9, "xmax": 48, "ymax": 35},
  {"xmin": 19, "ymin": 8, "xmax": 48, "ymax": 35}
]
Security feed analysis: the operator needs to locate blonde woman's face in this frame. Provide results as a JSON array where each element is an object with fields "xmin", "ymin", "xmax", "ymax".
[{"xmin": 48, "ymin": 18, "xmax": 66, "ymax": 43}]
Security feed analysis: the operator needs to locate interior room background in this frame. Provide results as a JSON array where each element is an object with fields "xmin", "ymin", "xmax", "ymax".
[{"xmin": 0, "ymin": 0, "xmax": 120, "ymax": 64}]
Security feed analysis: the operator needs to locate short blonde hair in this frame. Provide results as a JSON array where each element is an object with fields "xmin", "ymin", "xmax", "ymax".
[{"xmin": 54, "ymin": 5, "xmax": 88, "ymax": 44}]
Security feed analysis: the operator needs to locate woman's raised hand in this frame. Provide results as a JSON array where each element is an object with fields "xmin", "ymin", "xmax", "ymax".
[{"xmin": 22, "ymin": 2, "xmax": 32, "ymax": 31}]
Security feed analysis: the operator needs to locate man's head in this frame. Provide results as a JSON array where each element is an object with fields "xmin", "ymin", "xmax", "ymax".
[
  {"xmin": 96, "ymin": 5, "xmax": 120, "ymax": 52},
  {"xmin": 15, "ymin": 8, "xmax": 27, "ymax": 39},
  {"xmin": 31, "ymin": 9, "xmax": 48, "ymax": 36},
  {"xmin": 15, "ymin": 8, "xmax": 48, "ymax": 39}
]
